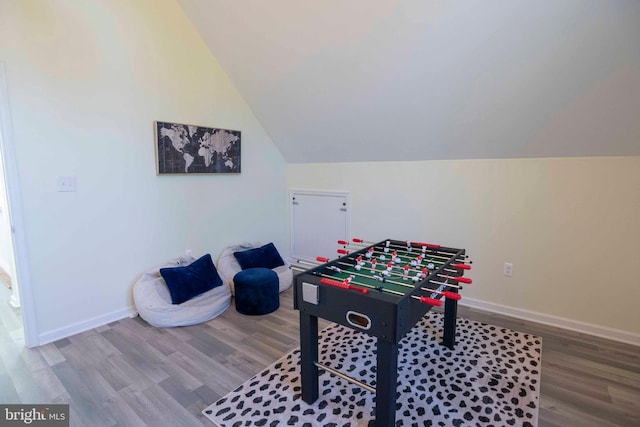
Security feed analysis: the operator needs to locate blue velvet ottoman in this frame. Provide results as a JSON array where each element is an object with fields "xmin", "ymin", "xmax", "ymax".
[{"xmin": 233, "ymin": 268, "xmax": 280, "ymax": 315}]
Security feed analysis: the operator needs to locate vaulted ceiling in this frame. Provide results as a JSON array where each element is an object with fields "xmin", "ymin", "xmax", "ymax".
[{"xmin": 177, "ymin": 0, "xmax": 640, "ymax": 163}]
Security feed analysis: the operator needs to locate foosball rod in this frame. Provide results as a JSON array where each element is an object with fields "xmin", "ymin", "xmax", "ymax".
[
  {"xmin": 318, "ymin": 275, "xmax": 401, "ymax": 295},
  {"xmin": 319, "ymin": 260, "xmax": 459, "ymax": 300},
  {"xmin": 320, "ymin": 276, "xmax": 442, "ymax": 306},
  {"xmin": 293, "ymin": 259, "xmax": 321, "ymax": 267},
  {"xmin": 423, "ymin": 287, "xmax": 461, "ymax": 300},
  {"xmin": 338, "ymin": 238, "xmax": 469, "ymax": 262},
  {"xmin": 337, "ymin": 248, "xmax": 471, "ymax": 273},
  {"xmin": 342, "ymin": 240, "xmax": 466, "ymax": 264},
  {"xmin": 338, "ymin": 249, "xmax": 472, "ymax": 284},
  {"xmin": 331, "ymin": 259, "xmax": 468, "ymax": 290},
  {"xmin": 365, "ymin": 245, "xmax": 472, "ymax": 268},
  {"xmin": 294, "ymin": 258, "xmax": 401, "ymax": 295},
  {"xmin": 315, "ymin": 256, "xmax": 461, "ymax": 298},
  {"xmin": 374, "ymin": 246, "xmax": 470, "ymax": 265},
  {"xmin": 351, "ymin": 237, "xmax": 442, "ymax": 250},
  {"xmin": 329, "ymin": 262, "xmax": 414, "ymax": 288},
  {"xmin": 340, "ymin": 244, "xmax": 455, "ymax": 266},
  {"xmin": 329, "ymin": 263, "xmax": 464, "ymax": 299},
  {"xmin": 319, "ymin": 273, "xmax": 462, "ymax": 305},
  {"xmin": 324, "ymin": 253, "xmax": 471, "ymax": 288},
  {"xmin": 338, "ymin": 242, "xmax": 470, "ymax": 268},
  {"xmin": 339, "ymin": 246, "xmax": 447, "ymax": 267},
  {"xmin": 351, "ymin": 238, "xmax": 471, "ymax": 262},
  {"xmin": 290, "ymin": 264, "xmax": 372, "ymax": 295}
]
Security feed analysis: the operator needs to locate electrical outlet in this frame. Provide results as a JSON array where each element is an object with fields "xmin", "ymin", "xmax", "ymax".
[{"xmin": 503, "ymin": 262, "xmax": 513, "ymax": 277}]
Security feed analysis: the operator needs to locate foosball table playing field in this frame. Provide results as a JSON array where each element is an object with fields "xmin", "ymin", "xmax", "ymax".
[{"xmin": 292, "ymin": 238, "xmax": 473, "ymax": 427}]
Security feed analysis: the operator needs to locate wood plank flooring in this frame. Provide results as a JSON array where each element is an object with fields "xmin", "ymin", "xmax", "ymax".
[{"xmin": 1, "ymin": 286, "xmax": 638, "ymax": 426}]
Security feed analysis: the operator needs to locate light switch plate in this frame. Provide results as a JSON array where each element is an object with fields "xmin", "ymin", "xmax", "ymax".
[{"xmin": 57, "ymin": 176, "xmax": 77, "ymax": 192}]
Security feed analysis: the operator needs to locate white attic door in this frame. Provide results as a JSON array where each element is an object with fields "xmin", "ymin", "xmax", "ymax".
[{"xmin": 290, "ymin": 190, "xmax": 350, "ymax": 262}]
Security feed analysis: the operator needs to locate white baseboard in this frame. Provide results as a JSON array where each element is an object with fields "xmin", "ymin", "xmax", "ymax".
[
  {"xmin": 37, "ymin": 306, "xmax": 137, "ymax": 346},
  {"xmin": 34, "ymin": 298, "xmax": 639, "ymax": 347},
  {"xmin": 461, "ymin": 297, "xmax": 640, "ymax": 347}
]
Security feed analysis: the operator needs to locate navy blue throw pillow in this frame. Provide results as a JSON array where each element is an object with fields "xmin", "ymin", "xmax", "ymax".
[
  {"xmin": 234, "ymin": 243, "xmax": 285, "ymax": 270},
  {"xmin": 160, "ymin": 254, "xmax": 222, "ymax": 305}
]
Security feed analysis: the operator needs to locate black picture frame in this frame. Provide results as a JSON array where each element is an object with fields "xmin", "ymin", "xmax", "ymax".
[{"xmin": 155, "ymin": 121, "xmax": 241, "ymax": 174}]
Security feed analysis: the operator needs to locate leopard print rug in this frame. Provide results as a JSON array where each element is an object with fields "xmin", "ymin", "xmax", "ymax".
[{"xmin": 203, "ymin": 312, "xmax": 541, "ymax": 426}]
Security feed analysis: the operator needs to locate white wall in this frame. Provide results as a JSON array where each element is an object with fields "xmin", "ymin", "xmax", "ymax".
[
  {"xmin": 288, "ymin": 157, "xmax": 640, "ymax": 339},
  {"xmin": 0, "ymin": 0, "xmax": 288, "ymax": 344}
]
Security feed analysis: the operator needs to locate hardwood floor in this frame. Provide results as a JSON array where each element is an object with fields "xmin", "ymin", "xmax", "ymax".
[{"xmin": 1, "ymin": 287, "xmax": 638, "ymax": 426}]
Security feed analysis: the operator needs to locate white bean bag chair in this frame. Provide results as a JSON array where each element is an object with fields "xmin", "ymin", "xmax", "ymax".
[
  {"xmin": 217, "ymin": 242, "xmax": 292, "ymax": 295},
  {"xmin": 133, "ymin": 255, "xmax": 231, "ymax": 328}
]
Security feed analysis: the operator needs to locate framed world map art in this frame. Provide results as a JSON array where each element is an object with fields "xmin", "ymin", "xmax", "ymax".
[{"xmin": 155, "ymin": 121, "xmax": 241, "ymax": 174}]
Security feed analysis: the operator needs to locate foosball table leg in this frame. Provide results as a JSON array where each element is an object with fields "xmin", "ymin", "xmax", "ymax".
[
  {"xmin": 442, "ymin": 292, "xmax": 458, "ymax": 349},
  {"xmin": 299, "ymin": 311, "xmax": 319, "ymax": 404},
  {"xmin": 373, "ymin": 339, "xmax": 399, "ymax": 427}
]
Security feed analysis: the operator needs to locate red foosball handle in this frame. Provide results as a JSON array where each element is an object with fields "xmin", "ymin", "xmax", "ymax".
[
  {"xmin": 441, "ymin": 292, "xmax": 462, "ymax": 300},
  {"xmin": 352, "ymin": 238, "xmax": 364, "ymax": 243},
  {"xmin": 455, "ymin": 277, "xmax": 472, "ymax": 284},
  {"xmin": 418, "ymin": 296, "xmax": 442, "ymax": 306},
  {"xmin": 316, "ymin": 256, "xmax": 330, "ymax": 263},
  {"xmin": 320, "ymin": 278, "xmax": 369, "ymax": 294},
  {"xmin": 411, "ymin": 241, "xmax": 441, "ymax": 249},
  {"xmin": 452, "ymin": 263, "xmax": 471, "ymax": 270},
  {"xmin": 337, "ymin": 249, "xmax": 349, "ymax": 254},
  {"xmin": 337, "ymin": 240, "xmax": 349, "ymax": 245}
]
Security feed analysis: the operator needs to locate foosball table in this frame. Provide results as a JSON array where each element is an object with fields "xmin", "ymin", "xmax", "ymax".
[{"xmin": 293, "ymin": 238, "xmax": 472, "ymax": 427}]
